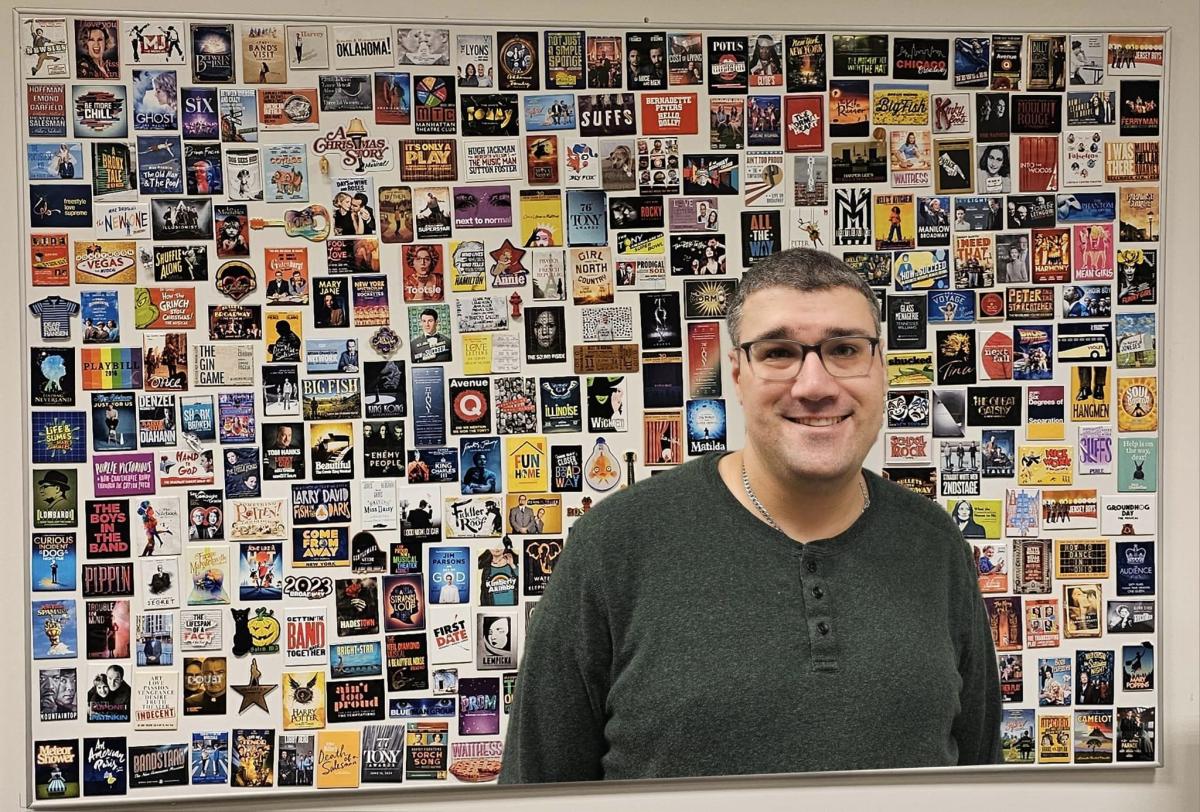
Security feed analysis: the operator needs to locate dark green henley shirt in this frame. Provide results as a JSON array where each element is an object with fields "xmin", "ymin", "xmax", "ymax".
[{"xmin": 500, "ymin": 451, "xmax": 1002, "ymax": 782}]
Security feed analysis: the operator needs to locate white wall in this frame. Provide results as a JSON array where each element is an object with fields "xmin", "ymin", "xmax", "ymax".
[{"xmin": 3, "ymin": 1, "xmax": 1197, "ymax": 811}]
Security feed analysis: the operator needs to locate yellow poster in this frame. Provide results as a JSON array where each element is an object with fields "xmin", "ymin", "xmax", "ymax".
[
  {"xmin": 241, "ymin": 23, "xmax": 288, "ymax": 84},
  {"xmin": 74, "ymin": 240, "xmax": 137, "ymax": 284},
  {"xmin": 282, "ymin": 670, "xmax": 326, "ymax": 730},
  {"xmin": 450, "ymin": 240, "xmax": 488, "ymax": 292},
  {"xmin": 1037, "ymin": 714, "xmax": 1071, "ymax": 763},
  {"xmin": 886, "ymin": 351, "xmax": 935, "ymax": 386},
  {"xmin": 1017, "ymin": 445, "xmax": 1074, "ymax": 486},
  {"xmin": 461, "ymin": 334, "xmax": 492, "ymax": 375},
  {"xmin": 872, "ymin": 85, "xmax": 930, "ymax": 126},
  {"xmin": 265, "ymin": 310, "xmax": 303, "ymax": 363},
  {"xmin": 505, "ymin": 493, "xmax": 562, "ymax": 534},
  {"xmin": 315, "ymin": 729, "xmax": 361, "ymax": 789},
  {"xmin": 519, "ymin": 189, "xmax": 563, "ymax": 247},
  {"xmin": 1117, "ymin": 376, "xmax": 1158, "ymax": 431},
  {"xmin": 505, "ymin": 436, "xmax": 549, "ymax": 493},
  {"xmin": 1070, "ymin": 367, "xmax": 1110, "ymax": 422},
  {"xmin": 873, "ymin": 193, "xmax": 916, "ymax": 250},
  {"xmin": 570, "ymin": 247, "xmax": 614, "ymax": 305},
  {"xmin": 945, "ymin": 498, "xmax": 1002, "ymax": 539}
]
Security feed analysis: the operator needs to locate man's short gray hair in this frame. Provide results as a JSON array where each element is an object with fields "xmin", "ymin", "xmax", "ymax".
[{"xmin": 726, "ymin": 248, "xmax": 881, "ymax": 345}]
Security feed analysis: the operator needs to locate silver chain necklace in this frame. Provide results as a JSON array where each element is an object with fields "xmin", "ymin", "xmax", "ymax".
[{"xmin": 741, "ymin": 464, "xmax": 870, "ymax": 532}]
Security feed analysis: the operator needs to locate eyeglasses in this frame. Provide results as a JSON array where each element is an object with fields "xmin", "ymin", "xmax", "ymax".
[{"xmin": 739, "ymin": 336, "xmax": 880, "ymax": 380}]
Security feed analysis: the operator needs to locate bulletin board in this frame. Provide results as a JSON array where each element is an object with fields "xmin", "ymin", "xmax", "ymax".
[{"xmin": 18, "ymin": 10, "xmax": 1166, "ymax": 804}]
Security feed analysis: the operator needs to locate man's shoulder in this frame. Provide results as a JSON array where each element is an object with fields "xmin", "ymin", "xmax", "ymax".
[
  {"xmin": 868, "ymin": 471, "xmax": 964, "ymax": 550},
  {"xmin": 571, "ymin": 455, "xmax": 718, "ymax": 540}
]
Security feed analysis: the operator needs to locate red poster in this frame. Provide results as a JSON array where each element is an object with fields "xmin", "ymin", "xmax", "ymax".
[
  {"xmin": 1018, "ymin": 135, "xmax": 1059, "ymax": 193},
  {"xmin": 31, "ymin": 233, "xmax": 70, "ymax": 286},
  {"xmin": 687, "ymin": 321, "xmax": 722, "ymax": 397},
  {"xmin": 640, "ymin": 93, "xmax": 699, "ymax": 135},
  {"xmin": 784, "ymin": 94, "xmax": 824, "ymax": 152}
]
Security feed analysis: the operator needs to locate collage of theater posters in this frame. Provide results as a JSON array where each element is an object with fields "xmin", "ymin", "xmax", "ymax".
[{"xmin": 21, "ymin": 13, "xmax": 1165, "ymax": 803}]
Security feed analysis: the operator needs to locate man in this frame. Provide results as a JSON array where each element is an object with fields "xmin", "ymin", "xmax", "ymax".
[
  {"xmin": 462, "ymin": 452, "xmax": 498, "ymax": 494},
  {"xmin": 37, "ymin": 470, "xmax": 72, "ymax": 510},
  {"xmin": 105, "ymin": 664, "xmax": 131, "ymax": 708},
  {"xmin": 411, "ymin": 308, "xmax": 451, "ymax": 363},
  {"xmin": 338, "ymin": 339, "xmax": 359, "ymax": 372},
  {"xmin": 501, "ymin": 248, "xmax": 1001, "ymax": 782},
  {"xmin": 266, "ymin": 269, "xmax": 290, "ymax": 301},
  {"xmin": 507, "ymin": 494, "xmax": 536, "ymax": 534},
  {"xmin": 185, "ymin": 657, "xmax": 226, "ymax": 714}
]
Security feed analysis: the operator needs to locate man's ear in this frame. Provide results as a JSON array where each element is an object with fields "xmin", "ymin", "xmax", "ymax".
[{"xmin": 729, "ymin": 349, "xmax": 745, "ymax": 404}]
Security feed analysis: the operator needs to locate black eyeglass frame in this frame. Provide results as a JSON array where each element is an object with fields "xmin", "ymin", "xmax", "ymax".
[{"xmin": 737, "ymin": 335, "xmax": 882, "ymax": 379}]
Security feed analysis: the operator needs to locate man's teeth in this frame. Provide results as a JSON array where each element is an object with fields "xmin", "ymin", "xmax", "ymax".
[{"xmin": 792, "ymin": 416, "xmax": 844, "ymax": 426}]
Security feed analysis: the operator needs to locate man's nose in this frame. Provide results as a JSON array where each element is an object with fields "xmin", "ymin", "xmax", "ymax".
[{"xmin": 789, "ymin": 348, "xmax": 841, "ymax": 400}]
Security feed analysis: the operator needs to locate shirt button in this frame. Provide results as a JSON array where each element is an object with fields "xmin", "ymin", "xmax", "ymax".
[
  {"xmin": 817, "ymin": 622, "xmax": 830, "ymax": 635},
  {"xmin": 812, "ymin": 586, "xmax": 824, "ymax": 599},
  {"xmin": 806, "ymin": 560, "xmax": 818, "ymax": 573}
]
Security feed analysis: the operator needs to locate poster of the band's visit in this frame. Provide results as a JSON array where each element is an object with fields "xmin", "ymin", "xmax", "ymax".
[{"xmin": 21, "ymin": 11, "xmax": 1165, "ymax": 802}]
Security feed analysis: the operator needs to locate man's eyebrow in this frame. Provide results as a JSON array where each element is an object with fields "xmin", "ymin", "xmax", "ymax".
[{"xmin": 742, "ymin": 326, "xmax": 874, "ymax": 343}]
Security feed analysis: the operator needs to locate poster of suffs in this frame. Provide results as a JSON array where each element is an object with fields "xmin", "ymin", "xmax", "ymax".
[{"xmin": 18, "ymin": 13, "xmax": 1168, "ymax": 802}]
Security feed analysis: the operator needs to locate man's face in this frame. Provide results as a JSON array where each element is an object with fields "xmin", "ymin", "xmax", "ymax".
[
  {"xmin": 533, "ymin": 311, "xmax": 556, "ymax": 347},
  {"xmin": 420, "ymin": 314, "xmax": 437, "ymax": 335},
  {"xmin": 730, "ymin": 286, "xmax": 885, "ymax": 485},
  {"xmin": 413, "ymin": 249, "xmax": 433, "ymax": 276},
  {"xmin": 202, "ymin": 660, "xmax": 226, "ymax": 695},
  {"xmin": 350, "ymin": 197, "xmax": 364, "ymax": 215},
  {"xmin": 51, "ymin": 673, "xmax": 75, "ymax": 704},
  {"xmin": 276, "ymin": 426, "xmax": 292, "ymax": 446},
  {"xmin": 107, "ymin": 667, "xmax": 124, "ymax": 689},
  {"xmin": 518, "ymin": 495, "xmax": 527, "ymax": 507},
  {"xmin": 649, "ymin": 47, "xmax": 663, "ymax": 67}
]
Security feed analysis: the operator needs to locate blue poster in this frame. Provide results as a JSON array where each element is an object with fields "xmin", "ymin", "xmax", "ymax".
[
  {"xmin": 27, "ymin": 142, "xmax": 84, "ymax": 180},
  {"xmin": 190, "ymin": 732, "xmax": 228, "ymax": 785},
  {"xmin": 428, "ymin": 546, "xmax": 470, "ymax": 605},
  {"xmin": 90, "ymin": 392, "xmax": 137, "ymax": 452},
  {"xmin": 217, "ymin": 392, "xmax": 256, "ymax": 444},
  {"xmin": 31, "ymin": 411, "xmax": 88, "ymax": 463},
  {"xmin": 686, "ymin": 398, "xmax": 727, "ymax": 455},
  {"xmin": 565, "ymin": 189, "xmax": 608, "ymax": 247},
  {"xmin": 131, "ymin": 69, "xmax": 179, "ymax": 131},
  {"xmin": 80, "ymin": 291, "xmax": 120, "ymax": 343},
  {"xmin": 180, "ymin": 395, "xmax": 215, "ymax": 442},
  {"xmin": 412, "ymin": 366, "xmax": 446, "ymax": 447},
  {"xmin": 137, "ymin": 135, "xmax": 184, "ymax": 194},
  {"xmin": 32, "ymin": 532, "xmax": 77, "ymax": 592},
  {"xmin": 330, "ymin": 641, "xmax": 382, "ymax": 678},
  {"xmin": 458, "ymin": 437, "xmax": 501, "ymax": 494},
  {"xmin": 29, "ymin": 184, "xmax": 93, "ymax": 228},
  {"xmin": 1055, "ymin": 192, "xmax": 1116, "ymax": 223},
  {"xmin": 32, "ymin": 598, "xmax": 78, "ymax": 659},
  {"xmin": 239, "ymin": 542, "xmax": 283, "ymax": 601},
  {"xmin": 524, "ymin": 93, "xmax": 577, "ymax": 131},
  {"xmin": 223, "ymin": 447, "xmax": 261, "ymax": 498}
]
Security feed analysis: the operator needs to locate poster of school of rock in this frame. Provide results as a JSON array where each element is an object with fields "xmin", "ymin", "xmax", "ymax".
[{"xmin": 21, "ymin": 13, "xmax": 1165, "ymax": 800}]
